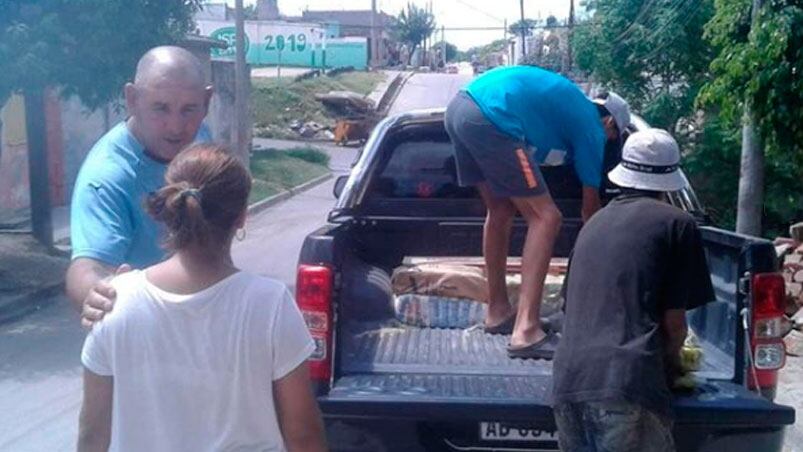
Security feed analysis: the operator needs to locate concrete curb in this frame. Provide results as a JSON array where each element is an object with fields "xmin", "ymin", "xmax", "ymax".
[
  {"xmin": 247, "ymin": 172, "xmax": 333, "ymax": 216},
  {"xmin": 376, "ymin": 71, "xmax": 414, "ymax": 117},
  {"xmin": 0, "ymin": 282, "xmax": 65, "ymax": 325},
  {"xmin": 366, "ymin": 71, "xmax": 396, "ymax": 107}
]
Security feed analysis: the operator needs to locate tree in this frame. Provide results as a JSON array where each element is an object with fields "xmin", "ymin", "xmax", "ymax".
[
  {"xmin": 0, "ymin": 0, "xmax": 202, "ymax": 110},
  {"xmin": 571, "ymin": 0, "xmax": 714, "ymax": 132},
  {"xmin": 698, "ymin": 0, "xmax": 803, "ymax": 236},
  {"xmin": 392, "ymin": 2, "xmax": 436, "ymax": 65},
  {"xmin": 508, "ymin": 18, "xmax": 540, "ymax": 36},
  {"xmin": 521, "ymin": 30, "xmax": 566, "ymax": 73},
  {"xmin": 0, "ymin": 0, "xmax": 201, "ymax": 245},
  {"xmin": 243, "ymin": 4, "xmax": 258, "ymax": 20},
  {"xmin": 463, "ymin": 39, "xmax": 509, "ymax": 64}
]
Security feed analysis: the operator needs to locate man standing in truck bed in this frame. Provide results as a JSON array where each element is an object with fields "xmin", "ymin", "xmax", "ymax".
[{"xmin": 444, "ymin": 66, "xmax": 630, "ymax": 358}]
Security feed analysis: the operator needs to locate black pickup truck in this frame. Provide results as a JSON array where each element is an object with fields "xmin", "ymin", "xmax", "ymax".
[{"xmin": 296, "ymin": 109, "xmax": 795, "ymax": 451}]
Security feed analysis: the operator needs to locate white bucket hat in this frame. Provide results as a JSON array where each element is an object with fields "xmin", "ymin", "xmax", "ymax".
[
  {"xmin": 608, "ymin": 128, "xmax": 686, "ymax": 192},
  {"xmin": 593, "ymin": 91, "xmax": 631, "ymax": 137}
]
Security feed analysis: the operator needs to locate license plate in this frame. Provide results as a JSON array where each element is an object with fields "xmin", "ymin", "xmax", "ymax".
[{"xmin": 480, "ymin": 422, "xmax": 558, "ymax": 442}]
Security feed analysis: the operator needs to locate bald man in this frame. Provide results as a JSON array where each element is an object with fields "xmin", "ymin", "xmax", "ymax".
[{"xmin": 66, "ymin": 46, "xmax": 213, "ymax": 326}]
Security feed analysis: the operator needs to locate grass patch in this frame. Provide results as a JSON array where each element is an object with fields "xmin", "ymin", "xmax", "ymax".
[
  {"xmin": 252, "ymin": 71, "xmax": 386, "ymax": 139},
  {"xmin": 249, "ymin": 147, "xmax": 330, "ymax": 204},
  {"xmin": 285, "ymin": 146, "xmax": 331, "ymax": 165}
]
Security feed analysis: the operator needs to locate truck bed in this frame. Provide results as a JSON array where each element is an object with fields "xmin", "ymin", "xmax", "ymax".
[
  {"xmin": 341, "ymin": 323, "xmax": 552, "ymax": 376},
  {"xmin": 326, "ymin": 320, "xmax": 792, "ymax": 434}
]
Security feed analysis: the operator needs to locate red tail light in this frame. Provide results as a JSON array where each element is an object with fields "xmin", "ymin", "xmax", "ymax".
[
  {"xmin": 296, "ymin": 265, "xmax": 333, "ymax": 382},
  {"xmin": 748, "ymin": 273, "xmax": 786, "ymax": 390}
]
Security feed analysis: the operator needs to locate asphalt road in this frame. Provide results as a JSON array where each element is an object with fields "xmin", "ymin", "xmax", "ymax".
[
  {"xmin": 0, "ymin": 73, "xmax": 473, "ymax": 451},
  {"xmin": 388, "ymin": 72, "xmax": 472, "ymax": 116}
]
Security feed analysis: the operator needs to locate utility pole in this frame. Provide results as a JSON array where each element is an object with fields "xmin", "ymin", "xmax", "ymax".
[
  {"xmin": 425, "ymin": 0, "xmax": 433, "ymax": 67},
  {"xmin": 736, "ymin": 0, "xmax": 764, "ymax": 236},
  {"xmin": 441, "ymin": 25, "xmax": 446, "ymax": 66},
  {"xmin": 24, "ymin": 88, "xmax": 53, "ymax": 248},
  {"xmin": 566, "ymin": 0, "xmax": 575, "ymax": 74},
  {"xmin": 519, "ymin": 0, "xmax": 527, "ymax": 60},
  {"xmin": 234, "ymin": 0, "xmax": 249, "ymax": 164},
  {"xmin": 519, "ymin": 0, "xmax": 527, "ymax": 58},
  {"xmin": 370, "ymin": 0, "xmax": 377, "ymax": 68}
]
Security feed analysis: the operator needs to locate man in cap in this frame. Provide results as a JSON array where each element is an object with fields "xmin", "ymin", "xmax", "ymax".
[
  {"xmin": 444, "ymin": 66, "xmax": 630, "ymax": 358},
  {"xmin": 594, "ymin": 91, "xmax": 633, "ymax": 202},
  {"xmin": 66, "ymin": 46, "xmax": 213, "ymax": 327},
  {"xmin": 552, "ymin": 128, "xmax": 715, "ymax": 451}
]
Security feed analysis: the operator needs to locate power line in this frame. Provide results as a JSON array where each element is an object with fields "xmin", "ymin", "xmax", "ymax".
[
  {"xmin": 611, "ymin": 0, "xmax": 658, "ymax": 44},
  {"xmin": 638, "ymin": 0, "xmax": 705, "ymax": 62},
  {"xmin": 453, "ymin": 0, "xmax": 506, "ymax": 24},
  {"xmin": 611, "ymin": 0, "xmax": 688, "ymax": 52}
]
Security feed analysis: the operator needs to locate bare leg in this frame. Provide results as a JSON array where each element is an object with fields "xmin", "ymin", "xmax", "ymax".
[
  {"xmin": 509, "ymin": 194, "xmax": 563, "ymax": 347},
  {"xmin": 477, "ymin": 183, "xmax": 517, "ymax": 326}
]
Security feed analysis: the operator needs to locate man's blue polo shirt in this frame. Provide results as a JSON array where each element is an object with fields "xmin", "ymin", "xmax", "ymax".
[
  {"xmin": 70, "ymin": 122, "xmax": 211, "ymax": 268},
  {"xmin": 464, "ymin": 66, "xmax": 606, "ymax": 188}
]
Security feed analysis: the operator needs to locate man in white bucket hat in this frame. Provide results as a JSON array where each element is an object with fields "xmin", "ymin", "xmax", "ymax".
[{"xmin": 552, "ymin": 128, "xmax": 715, "ymax": 452}]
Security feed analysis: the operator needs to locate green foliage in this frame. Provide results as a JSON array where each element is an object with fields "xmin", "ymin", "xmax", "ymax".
[
  {"xmin": 700, "ymin": 0, "xmax": 803, "ymax": 182},
  {"xmin": 508, "ymin": 19, "xmax": 540, "ymax": 36},
  {"xmin": 682, "ymin": 115, "xmax": 741, "ymax": 229},
  {"xmin": 571, "ymin": 0, "xmax": 715, "ymax": 131},
  {"xmin": 694, "ymin": 0, "xmax": 803, "ymax": 236},
  {"xmin": 0, "ymin": 0, "xmax": 201, "ymax": 109},
  {"xmin": 249, "ymin": 149, "xmax": 329, "ymax": 203},
  {"xmin": 683, "ymin": 113, "xmax": 803, "ymax": 236},
  {"xmin": 463, "ymin": 39, "xmax": 509, "ymax": 63},
  {"xmin": 393, "ymin": 2, "xmax": 436, "ymax": 64},
  {"xmin": 572, "ymin": 0, "xmax": 803, "ymax": 235}
]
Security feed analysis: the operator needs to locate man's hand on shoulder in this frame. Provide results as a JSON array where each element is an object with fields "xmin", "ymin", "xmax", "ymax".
[{"xmin": 66, "ymin": 259, "xmax": 131, "ymax": 328}]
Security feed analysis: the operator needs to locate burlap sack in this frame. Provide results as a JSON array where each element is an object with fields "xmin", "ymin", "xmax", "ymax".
[
  {"xmin": 392, "ymin": 263, "xmax": 489, "ymax": 302},
  {"xmin": 391, "ymin": 262, "xmax": 565, "ymax": 313}
]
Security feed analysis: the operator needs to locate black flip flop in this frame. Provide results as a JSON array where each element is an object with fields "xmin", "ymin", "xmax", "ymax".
[
  {"xmin": 507, "ymin": 332, "xmax": 560, "ymax": 360},
  {"xmin": 480, "ymin": 314, "xmax": 517, "ymax": 335}
]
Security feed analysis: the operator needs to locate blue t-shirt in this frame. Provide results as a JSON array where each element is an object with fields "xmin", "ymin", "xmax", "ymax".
[
  {"xmin": 465, "ymin": 66, "xmax": 606, "ymax": 188},
  {"xmin": 70, "ymin": 122, "xmax": 212, "ymax": 268}
]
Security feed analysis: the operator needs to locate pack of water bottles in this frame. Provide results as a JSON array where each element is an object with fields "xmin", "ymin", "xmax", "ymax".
[{"xmin": 393, "ymin": 293, "xmax": 486, "ymax": 329}]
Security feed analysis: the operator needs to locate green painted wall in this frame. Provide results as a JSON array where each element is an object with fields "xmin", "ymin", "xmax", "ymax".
[
  {"xmin": 251, "ymin": 41, "xmax": 367, "ymax": 70},
  {"xmin": 200, "ymin": 20, "xmax": 367, "ymax": 70}
]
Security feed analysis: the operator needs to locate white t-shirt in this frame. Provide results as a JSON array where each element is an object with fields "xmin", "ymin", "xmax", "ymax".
[{"xmin": 81, "ymin": 270, "xmax": 315, "ymax": 452}]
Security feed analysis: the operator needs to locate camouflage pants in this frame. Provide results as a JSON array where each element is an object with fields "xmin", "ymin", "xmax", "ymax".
[{"xmin": 553, "ymin": 400, "xmax": 675, "ymax": 452}]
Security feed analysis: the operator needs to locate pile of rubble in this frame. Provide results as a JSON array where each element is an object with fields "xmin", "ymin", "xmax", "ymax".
[
  {"xmin": 287, "ymin": 120, "xmax": 335, "ymax": 140},
  {"xmin": 778, "ymin": 222, "xmax": 803, "ymax": 356},
  {"xmin": 315, "ymin": 91, "xmax": 378, "ymax": 145}
]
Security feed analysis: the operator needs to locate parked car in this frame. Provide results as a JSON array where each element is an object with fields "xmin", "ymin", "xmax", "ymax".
[{"xmin": 297, "ymin": 109, "xmax": 795, "ymax": 451}]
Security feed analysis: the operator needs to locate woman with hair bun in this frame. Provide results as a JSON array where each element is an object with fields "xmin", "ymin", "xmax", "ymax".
[{"xmin": 77, "ymin": 143, "xmax": 327, "ymax": 452}]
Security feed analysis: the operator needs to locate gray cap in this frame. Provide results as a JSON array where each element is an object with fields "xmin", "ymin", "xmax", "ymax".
[{"xmin": 593, "ymin": 91, "xmax": 631, "ymax": 137}]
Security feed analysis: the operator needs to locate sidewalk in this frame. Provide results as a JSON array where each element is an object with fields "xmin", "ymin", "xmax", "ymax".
[
  {"xmin": 778, "ymin": 357, "xmax": 803, "ymax": 451},
  {"xmin": 251, "ymin": 67, "xmax": 314, "ymax": 79}
]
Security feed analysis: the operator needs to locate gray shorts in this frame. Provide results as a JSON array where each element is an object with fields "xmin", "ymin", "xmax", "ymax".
[{"xmin": 444, "ymin": 91, "xmax": 547, "ymax": 197}]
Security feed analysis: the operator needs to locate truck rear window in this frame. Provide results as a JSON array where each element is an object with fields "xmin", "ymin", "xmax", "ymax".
[
  {"xmin": 370, "ymin": 136, "xmax": 583, "ymax": 201},
  {"xmin": 371, "ymin": 140, "xmax": 477, "ymax": 199}
]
